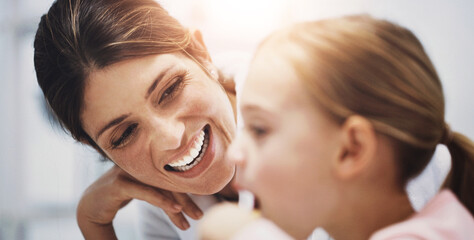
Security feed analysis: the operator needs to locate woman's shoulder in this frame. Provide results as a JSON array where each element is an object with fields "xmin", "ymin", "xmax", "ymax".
[{"xmin": 370, "ymin": 190, "xmax": 474, "ymax": 240}]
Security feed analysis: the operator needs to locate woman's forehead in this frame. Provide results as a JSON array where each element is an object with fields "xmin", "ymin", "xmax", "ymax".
[
  {"xmin": 80, "ymin": 53, "xmax": 192, "ymax": 136},
  {"xmin": 89, "ymin": 53, "xmax": 187, "ymax": 78}
]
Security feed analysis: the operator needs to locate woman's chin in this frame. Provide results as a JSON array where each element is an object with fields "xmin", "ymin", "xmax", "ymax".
[{"xmin": 197, "ymin": 164, "xmax": 236, "ymax": 195}]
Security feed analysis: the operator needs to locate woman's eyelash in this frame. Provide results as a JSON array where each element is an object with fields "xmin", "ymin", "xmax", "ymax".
[
  {"xmin": 158, "ymin": 70, "xmax": 190, "ymax": 104},
  {"xmin": 108, "ymin": 71, "xmax": 189, "ymax": 150},
  {"xmin": 111, "ymin": 123, "xmax": 138, "ymax": 149}
]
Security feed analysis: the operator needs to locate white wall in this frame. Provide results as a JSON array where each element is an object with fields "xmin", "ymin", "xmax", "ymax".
[{"xmin": 162, "ymin": 0, "xmax": 474, "ymax": 139}]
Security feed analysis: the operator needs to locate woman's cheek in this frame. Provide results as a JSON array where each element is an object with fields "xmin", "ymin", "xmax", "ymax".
[
  {"xmin": 183, "ymin": 84, "xmax": 219, "ymax": 115},
  {"xmin": 110, "ymin": 140, "xmax": 150, "ymax": 177}
]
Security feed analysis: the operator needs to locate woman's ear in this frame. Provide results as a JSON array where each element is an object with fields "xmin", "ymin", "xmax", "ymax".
[
  {"xmin": 190, "ymin": 29, "xmax": 212, "ymax": 62},
  {"xmin": 189, "ymin": 30, "xmax": 236, "ymax": 118},
  {"xmin": 334, "ymin": 115, "xmax": 377, "ymax": 180},
  {"xmin": 189, "ymin": 29, "xmax": 220, "ymax": 79}
]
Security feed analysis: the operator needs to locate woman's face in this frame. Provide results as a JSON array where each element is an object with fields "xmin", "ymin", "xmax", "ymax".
[
  {"xmin": 229, "ymin": 48, "xmax": 343, "ymax": 238},
  {"xmin": 81, "ymin": 53, "xmax": 236, "ymax": 194}
]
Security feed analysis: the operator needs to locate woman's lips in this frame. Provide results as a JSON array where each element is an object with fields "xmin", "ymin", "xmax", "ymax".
[
  {"xmin": 166, "ymin": 128, "xmax": 207, "ymax": 171},
  {"xmin": 166, "ymin": 124, "xmax": 215, "ymax": 178}
]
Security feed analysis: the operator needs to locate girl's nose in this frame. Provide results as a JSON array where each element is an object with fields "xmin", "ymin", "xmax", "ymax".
[{"xmin": 226, "ymin": 132, "xmax": 246, "ymax": 166}]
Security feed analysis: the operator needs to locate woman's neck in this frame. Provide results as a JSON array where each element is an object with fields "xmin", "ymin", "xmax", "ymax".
[
  {"xmin": 327, "ymin": 189, "xmax": 415, "ymax": 240},
  {"xmin": 216, "ymin": 178, "xmax": 239, "ymax": 202}
]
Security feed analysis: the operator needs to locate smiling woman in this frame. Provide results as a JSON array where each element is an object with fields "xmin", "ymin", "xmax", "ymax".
[
  {"xmin": 80, "ymin": 53, "xmax": 235, "ymax": 193},
  {"xmin": 33, "ymin": 0, "xmax": 237, "ymax": 238}
]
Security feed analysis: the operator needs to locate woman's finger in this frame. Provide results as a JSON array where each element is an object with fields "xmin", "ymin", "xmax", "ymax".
[
  {"xmin": 121, "ymin": 180, "xmax": 183, "ymax": 213},
  {"xmin": 164, "ymin": 211, "xmax": 190, "ymax": 230},
  {"xmin": 172, "ymin": 192, "xmax": 203, "ymax": 220}
]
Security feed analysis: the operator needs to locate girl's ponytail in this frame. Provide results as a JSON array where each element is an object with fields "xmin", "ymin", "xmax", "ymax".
[{"xmin": 441, "ymin": 125, "xmax": 474, "ymax": 215}]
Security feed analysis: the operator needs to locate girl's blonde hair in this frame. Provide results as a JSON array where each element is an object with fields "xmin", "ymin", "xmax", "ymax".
[{"xmin": 262, "ymin": 15, "xmax": 474, "ymax": 214}]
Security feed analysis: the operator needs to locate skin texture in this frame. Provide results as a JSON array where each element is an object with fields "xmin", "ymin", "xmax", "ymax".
[
  {"xmin": 76, "ymin": 33, "xmax": 239, "ymax": 237},
  {"xmin": 228, "ymin": 44, "xmax": 414, "ymax": 240},
  {"xmin": 229, "ymin": 47, "xmax": 343, "ymax": 238},
  {"xmin": 81, "ymin": 53, "xmax": 236, "ymax": 195}
]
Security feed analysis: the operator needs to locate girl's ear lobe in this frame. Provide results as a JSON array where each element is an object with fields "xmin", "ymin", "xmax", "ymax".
[{"xmin": 335, "ymin": 115, "xmax": 377, "ymax": 180}]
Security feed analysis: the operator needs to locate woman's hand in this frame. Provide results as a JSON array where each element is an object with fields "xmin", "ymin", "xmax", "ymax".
[{"xmin": 76, "ymin": 165, "xmax": 203, "ymax": 240}]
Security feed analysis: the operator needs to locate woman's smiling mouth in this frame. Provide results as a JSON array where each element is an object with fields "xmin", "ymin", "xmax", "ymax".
[{"xmin": 165, "ymin": 125, "xmax": 210, "ymax": 172}]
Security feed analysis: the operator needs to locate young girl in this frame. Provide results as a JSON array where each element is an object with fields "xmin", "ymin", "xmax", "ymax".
[{"xmin": 228, "ymin": 15, "xmax": 474, "ymax": 239}]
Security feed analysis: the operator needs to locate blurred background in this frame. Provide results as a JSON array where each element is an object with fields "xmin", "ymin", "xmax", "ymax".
[{"xmin": 0, "ymin": 0, "xmax": 473, "ymax": 239}]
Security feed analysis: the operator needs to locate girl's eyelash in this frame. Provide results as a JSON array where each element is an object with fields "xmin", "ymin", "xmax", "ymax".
[
  {"xmin": 158, "ymin": 70, "xmax": 190, "ymax": 104},
  {"xmin": 248, "ymin": 125, "xmax": 268, "ymax": 139},
  {"xmin": 110, "ymin": 123, "xmax": 138, "ymax": 149}
]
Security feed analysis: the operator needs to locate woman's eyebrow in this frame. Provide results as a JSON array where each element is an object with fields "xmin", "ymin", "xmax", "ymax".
[
  {"xmin": 96, "ymin": 65, "xmax": 176, "ymax": 140},
  {"xmin": 96, "ymin": 113, "xmax": 131, "ymax": 140},
  {"xmin": 145, "ymin": 65, "xmax": 175, "ymax": 99}
]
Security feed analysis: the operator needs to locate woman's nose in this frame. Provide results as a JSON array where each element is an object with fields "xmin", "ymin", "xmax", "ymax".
[{"xmin": 149, "ymin": 116, "xmax": 185, "ymax": 151}]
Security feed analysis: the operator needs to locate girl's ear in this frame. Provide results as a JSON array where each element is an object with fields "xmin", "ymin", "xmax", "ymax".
[{"xmin": 334, "ymin": 115, "xmax": 377, "ymax": 180}]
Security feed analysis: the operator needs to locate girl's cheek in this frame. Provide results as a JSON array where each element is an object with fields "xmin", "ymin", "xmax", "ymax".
[{"xmin": 247, "ymin": 158, "xmax": 270, "ymax": 187}]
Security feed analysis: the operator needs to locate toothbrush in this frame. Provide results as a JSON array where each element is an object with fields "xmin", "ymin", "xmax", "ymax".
[{"xmin": 238, "ymin": 190, "xmax": 255, "ymax": 212}]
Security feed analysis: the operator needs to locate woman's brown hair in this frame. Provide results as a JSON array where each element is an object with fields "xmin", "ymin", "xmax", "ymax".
[
  {"xmin": 34, "ymin": 0, "xmax": 235, "ymax": 157},
  {"xmin": 263, "ymin": 15, "xmax": 474, "ymax": 214}
]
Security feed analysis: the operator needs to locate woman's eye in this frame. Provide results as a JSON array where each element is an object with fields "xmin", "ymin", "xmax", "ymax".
[
  {"xmin": 159, "ymin": 77, "xmax": 183, "ymax": 104},
  {"xmin": 111, "ymin": 123, "xmax": 138, "ymax": 149}
]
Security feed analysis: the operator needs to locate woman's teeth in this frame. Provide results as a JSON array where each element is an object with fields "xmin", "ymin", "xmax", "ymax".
[{"xmin": 167, "ymin": 128, "xmax": 209, "ymax": 172}]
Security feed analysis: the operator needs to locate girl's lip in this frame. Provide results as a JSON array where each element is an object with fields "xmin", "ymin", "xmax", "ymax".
[
  {"xmin": 232, "ymin": 180, "xmax": 244, "ymax": 191},
  {"xmin": 231, "ymin": 166, "xmax": 246, "ymax": 191},
  {"xmin": 169, "ymin": 125, "xmax": 215, "ymax": 178}
]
